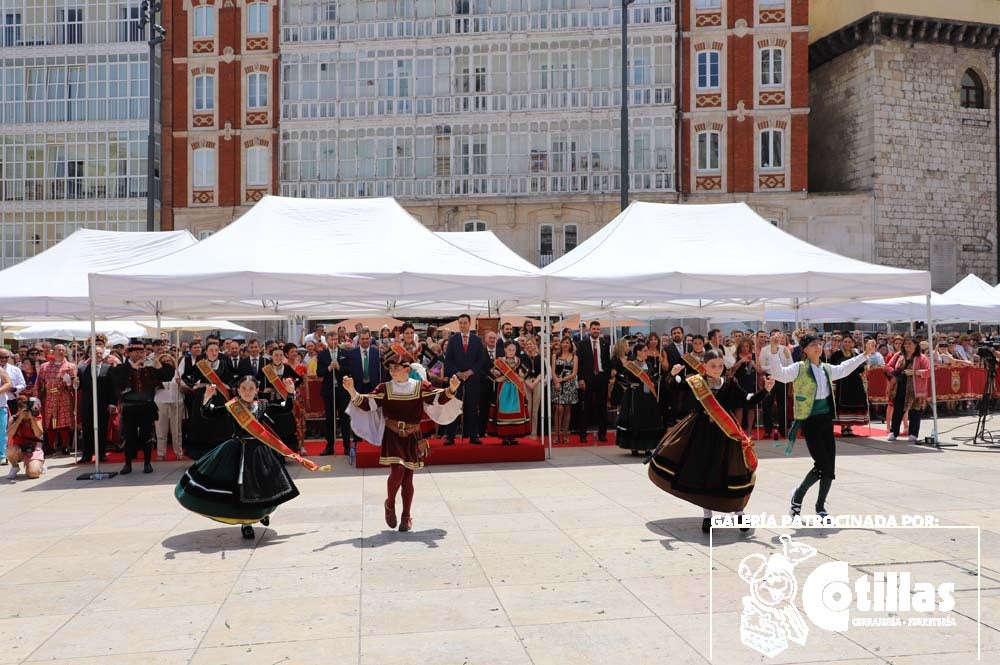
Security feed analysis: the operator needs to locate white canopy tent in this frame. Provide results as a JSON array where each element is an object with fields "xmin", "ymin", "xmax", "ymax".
[
  {"xmin": 7, "ymin": 319, "xmax": 255, "ymax": 338},
  {"xmin": 0, "ymin": 228, "xmax": 197, "ymax": 319},
  {"xmin": 943, "ymin": 274, "xmax": 1000, "ymax": 308},
  {"xmin": 765, "ymin": 292, "xmax": 1000, "ymax": 324},
  {"xmin": 542, "ymin": 202, "xmax": 930, "ymax": 305},
  {"xmin": 88, "ymin": 197, "xmax": 545, "ymax": 318}
]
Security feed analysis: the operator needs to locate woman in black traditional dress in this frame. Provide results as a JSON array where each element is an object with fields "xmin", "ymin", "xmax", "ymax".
[
  {"xmin": 648, "ymin": 350, "xmax": 774, "ymax": 533},
  {"xmin": 175, "ymin": 375, "xmax": 325, "ymax": 540},
  {"xmin": 615, "ymin": 343, "xmax": 665, "ymax": 456},
  {"xmin": 180, "ymin": 340, "xmax": 234, "ymax": 460},
  {"xmin": 260, "ymin": 346, "xmax": 303, "ymax": 459},
  {"xmin": 828, "ymin": 335, "xmax": 868, "ymax": 436}
]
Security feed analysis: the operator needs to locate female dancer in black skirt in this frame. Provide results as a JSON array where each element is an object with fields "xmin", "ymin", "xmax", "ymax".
[
  {"xmin": 648, "ymin": 351, "xmax": 773, "ymax": 533},
  {"xmin": 175, "ymin": 375, "xmax": 328, "ymax": 539}
]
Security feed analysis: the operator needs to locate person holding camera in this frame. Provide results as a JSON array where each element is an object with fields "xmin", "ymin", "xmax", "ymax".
[{"xmin": 6, "ymin": 394, "xmax": 45, "ymax": 480}]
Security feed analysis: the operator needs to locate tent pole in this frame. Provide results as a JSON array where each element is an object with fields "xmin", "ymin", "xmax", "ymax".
[
  {"xmin": 925, "ymin": 293, "xmax": 942, "ymax": 447},
  {"xmin": 77, "ymin": 300, "xmax": 117, "ymax": 480},
  {"xmin": 543, "ymin": 300, "xmax": 552, "ymax": 460},
  {"xmin": 155, "ymin": 311, "xmax": 161, "ymax": 341},
  {"xmin": 610, "ymin": 313, "xmax": 617, "ymax": 345}
]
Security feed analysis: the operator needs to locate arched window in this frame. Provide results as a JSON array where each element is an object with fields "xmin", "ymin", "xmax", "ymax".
[
  {"xmin": 696, "ymin": 131, "xmax": 720, "ymax": 171},
  {"xmin": 193, "ymin": 147, "xmax": 214, "ymax": 188},
  {"xmin": 760, "ymin": 129, "xmax": 783, "ymax": 169},
  {"xmin": 192, "ymin": 5, "xmax": 215, "ymax": 38},
  {"xmin": 247, "ymin": 72, "xmax": 268, "ymax": 108},
  {"xmin": 194, "ymin": 74, "xmax": 214, "ymax": 110},
  {"xmin": 246, "ymin": 146, "xmax": 269, "ymax": 186},
  {"xmin": 463, "ymin": 220, "xmax": 486, "ymax": 232},
  {"xmin": 247, "ymin": 2, "xmax": 268, "ymax": 35},
  {"xmin": 961, "ymin": 69, "xmax": 985, "ymax": 109}
]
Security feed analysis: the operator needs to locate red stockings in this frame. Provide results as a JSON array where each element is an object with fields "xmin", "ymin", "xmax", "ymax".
[{"xmin": 387, "ymin": 464, "xmax": 415, "ymax": 518}]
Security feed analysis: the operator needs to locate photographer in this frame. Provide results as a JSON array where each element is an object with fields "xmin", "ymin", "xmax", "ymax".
[{"xmin": 6, "ymin": 395, "xmax": 45, "ymax": 480}]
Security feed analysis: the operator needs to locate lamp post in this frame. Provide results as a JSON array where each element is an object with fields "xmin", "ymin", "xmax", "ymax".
[
  {"xmin": 139, "ymin": 1, "xmax": 165, "ymax": 232},
  {"xmin": 620, "ymin": 0, "xmax": 635, "ymax": 212}
]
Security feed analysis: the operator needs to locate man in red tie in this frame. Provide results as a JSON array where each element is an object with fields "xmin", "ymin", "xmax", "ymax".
[
  {"xmin": 576, "ymin": 321, "xmax": 611, "ymax": 443},
  {"xmin": 443, "ymin": 314, "xmax": 486, "ymax": 445}
]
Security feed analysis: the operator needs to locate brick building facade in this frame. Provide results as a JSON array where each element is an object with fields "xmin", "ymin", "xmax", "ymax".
[
  {"xmin": 162, "ymin": 0, "xmax": 280, "ymax": 236},
  {"xmin": 679, "ymin": 0, "xmax": 809, "ymax": 195},
  {"xmin": 809, "ymin": 2, "xmax": 1000, "ymax": 289}
]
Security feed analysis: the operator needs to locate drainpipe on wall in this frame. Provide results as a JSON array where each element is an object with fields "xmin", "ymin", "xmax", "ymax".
[
  {"xmin": 675, "ymin": 0, "xmax": 684, "ymax": 200},
  {"xmin": 994, "ymin": 44, "xmax": 999, "ymax": 282}
]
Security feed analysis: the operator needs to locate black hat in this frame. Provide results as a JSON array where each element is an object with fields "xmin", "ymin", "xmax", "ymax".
[
  {"xmin": 798, "ymin": 334, "xmax": 821, "ymax": 350},
  {"xmin": 383, "ymin": 348, "xmax": 416, "ymax": 368},
  {"xmin": 127, "ymin": 338, "xmax": 148, "ymax": 352}
]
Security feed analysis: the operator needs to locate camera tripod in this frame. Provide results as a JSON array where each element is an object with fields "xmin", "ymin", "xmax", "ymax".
[{"xmin": 955, "ymin": 359, "xmax": 1000, "ymax": 448}]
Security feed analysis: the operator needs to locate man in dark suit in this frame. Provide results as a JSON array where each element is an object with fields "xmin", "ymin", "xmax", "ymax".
[
  {"xmin": 345, "ymin": 329, "xmax": 382, "ymax": 444},
  {"xmin": 479, "ymin": 330, "xmax": 502, "ymax": 437},
  {"xmin": 444, "ymin": 314, "xmax": 485, "ymax": 445},
  {"xmin": 76, "ymin": 342, "xmax": 116, "ymax": 464},
  {"xmin": 237, "ymin": 338, "xmax": 267, "ymax": 382},
  {"xmin": 223, "ymin": 338, "xmax": 242, "ymax": 374},
  {"xmin": 664, "ymin": 326, "xmax": 692, "ymax": 370},
  {"xmin": 575, "ymin": 321, "xmax": 612, "ymax": 442},
  {"xmin": 316, "ymin": 333, "xmax": 349, "ymax": 455}
]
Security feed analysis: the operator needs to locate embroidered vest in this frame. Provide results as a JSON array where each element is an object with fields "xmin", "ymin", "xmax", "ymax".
[{"xmin": 791, "ymin": 361, "xmax": 836, "ymax": 420}]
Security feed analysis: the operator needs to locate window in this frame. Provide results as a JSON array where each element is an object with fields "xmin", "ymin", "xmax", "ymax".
[
  {"xmin": 2, "ymin": 13, "xmax": 21, "ymax": 47},
  {"xmin": 697, "ymin": 51, "xmax": 720, "ymax": 89},
  {"xmin": 696, "ymin": 131, "xmax": 720, "ymax": 171},
  {"xmin": 193, "ymin": 5, "xmax": 215, "ymax": 38},
  {"xmin": 760, "ymin": 129, "xmax": 782, "ymax": 169},
  {"xmin": 247, "ymin": 2, "xmax": 268, "ymax": 35},
  {"xmin": 695, "ymin": 0, "xmax": 721, "ymax": 8},
  {"xmin": 193, "ymin": 148, "xmax": 214, "ymax": 188},
  {"xmin": 760, "ymin": 48, "xmax": 783, "ymax": 87},
  {"xmin": 57, "ymin": 7, "xmax": 84, "ymax": 45},
  {"xmin": 563, "ymin": 224, "xmax": 578, "ymax": 253},
  {"xmin": 961, "ymin": 69, "xmax": 985, "ymax": 109},
  {"xmin": 463, "ymin": 220, "xmax": 486, "ymax": 232},
  {"xmin": 539, "ymin": 224, "xmax": 553, "ymax": 264},
  {"xmin": 247, "ymin": 72, "xmax": 268, "ymax": 108},
  {"xmin": 194, "ymin": 74, "xmax": 214, "ymax": 110},
  {"xmin": 246, "ymin": 146, "xmax": 268, "ymax": 186}
]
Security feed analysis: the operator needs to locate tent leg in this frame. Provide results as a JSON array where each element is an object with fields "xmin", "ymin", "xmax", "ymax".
[
  {"xmin": 78, "ymin": 300, "xmax": 118, "ymax": 480},
  {"xmin": 919, "ymin": 293, "xmax": 952, "ymax": 449}
]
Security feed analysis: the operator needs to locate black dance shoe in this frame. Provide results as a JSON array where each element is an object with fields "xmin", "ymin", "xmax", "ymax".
[
  {"xmin": 260, "ymin": 515, "xmax": 270, "ymax": 527},
  {"xmin": 241, "ymin": 525, "xmax": 255, "ymax": 539},
  {"xmin": 143, "ymin": 462, "xmax": 154, "ymax": 474},
  {"xmin": 120, "ymin": 460, "xmax": 132, "ymax": 475},
  {"xmin": 399, "ymin": 516, "xmax": 412, "ymax": 532},
  {"xmin": 469, "ymin": 437, "xmax": 482, "ymax": 445}
]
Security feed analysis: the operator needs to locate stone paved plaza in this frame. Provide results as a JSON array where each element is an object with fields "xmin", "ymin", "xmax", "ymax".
[{"xmin": 2, "ymin": 416, "xmax": 999, "ymax": 665}]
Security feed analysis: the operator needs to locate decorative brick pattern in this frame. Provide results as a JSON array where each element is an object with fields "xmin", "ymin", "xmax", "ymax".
[
  {"xmin": 696, "ymin": 94, "xmax": 722, "ymax": 108},
  {"xmin": 192, "ymin": 113, "xmax": 214, "ymax": 127},
  {"xmin": 192, "ymin": 39, "xmax": 214, "ymax": 54},
  {"xmin": 695, "ymin": 12, "xmax": 722, "ymax": 28},
  {"xmin": 758, "ymin": 173, "xmax": 786, "ymax": 189},
  {"xmin": 192, "ymin": 190, "xmax": 214, "ymax": 204},
  {"xmin": 245, "ymin": 188, "xmax": 267, "ymax": 203},
  {"xmin": 696, "ymin": 175, "xmax": 722, "ymax": 191},
  {"xmin": 759, "ymin": 9, "xmax": 785, "ymax": 24},
  {"xmin": 758, "ymin": 91, "xmax": 785, "ymax": 105},
  {"xmin": 246, "ymin": 37, "xmax": 269, "ymax": 51},
  {"xmin": 246, "ymin": 111, "xmax": 269, "ymax": 126}
]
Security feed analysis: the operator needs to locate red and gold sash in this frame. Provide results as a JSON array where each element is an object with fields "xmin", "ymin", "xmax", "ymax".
[
  {"xmin": 494, "ymin": 358, "xmax": 526, "ymax": 399},
  {"xmin": 686, "ymin": 375, "xmax": 758, "ymax": 472},
  {"xmin": 682, "ymin": 352, "xmax": 707, "ymax": 375},
  {"xmin": 224, "ymin": 398, "xmax": 330, "ymax": 472},
  {"xmin": 624, "ymin": 360, "xmax": 658, "ymax": 399},
  {"xmin": 261, "ymin": 364, "xmax": 289, "ymax": 399},
  {"xmin": 196, "ymin": 359, "xmax": 231, "ymax": 400}
]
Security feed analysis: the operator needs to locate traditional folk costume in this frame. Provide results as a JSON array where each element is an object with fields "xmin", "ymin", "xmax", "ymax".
[
  {"xmin": 767, "ymin": 336, "xmax": 872, "ymax": 519},
  {"xmin": 488, "ymin": 356, "xmax": 530, "ymax": 444},
  {"xmin": 648, "ymin": 373, "xmax": 768, "ymax": 520},
  {"xmin": 5, "ymin": 397, "xmax": 45, "ymax": 480},
  {"xmin": 181, "ymin": 355, "xmax": 235, "ymax": 460},
  {"xmin": 174, "ymin": 391, "xmax": 329, "ymax": 539},
  {"xmin": 109, "ymin": 344, "xmax": 175, "ymax": 474},
  {"xmin": 616, "ymin": 359, "xmax": 665, "ymax": 455},
  {"xmin": 261, "ymin": 362, "xmax": 303, "ymax": 458},
  {"xmin": 829, "ymin": 349, "xmax": 869, "ymax": 435},
  {"xmin": 36, "ymin": 358, "xmax": 76, "ymax": 454},
  {"xmin": 346, "ymin": 352, "xmax": 462, "ymax": 532}
]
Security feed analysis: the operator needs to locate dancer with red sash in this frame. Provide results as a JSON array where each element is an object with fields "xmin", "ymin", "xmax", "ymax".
[
  {"xmin": 488, "ymin": 342, "xmax": 531, "ymax": 445},
  {"xmin": 180, "ymin": 341, "xmax": 235, "ymax": 460},
  {"xmin": 615, "ymin": 343, "xmax": 665, "ymax": 456},
  {"xmin": 174, "ymin": 375, "xmax": 330, "ymax": 540},
  {"xmin": 345, "ymin": 352, "xmax": 462, "ymax": 532},
  {"xmin": 648, "ymin": 350, "xmax": 774, "ymax": 534}
]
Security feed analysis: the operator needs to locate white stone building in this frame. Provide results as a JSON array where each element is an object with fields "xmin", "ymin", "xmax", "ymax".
[
  {"xmin": 0, "ymin": 0, "xmax": 158, "ymax": 268},
  {"xmin": 277, "ymin": 0, "xmax": 677, "ymax": 265}
]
